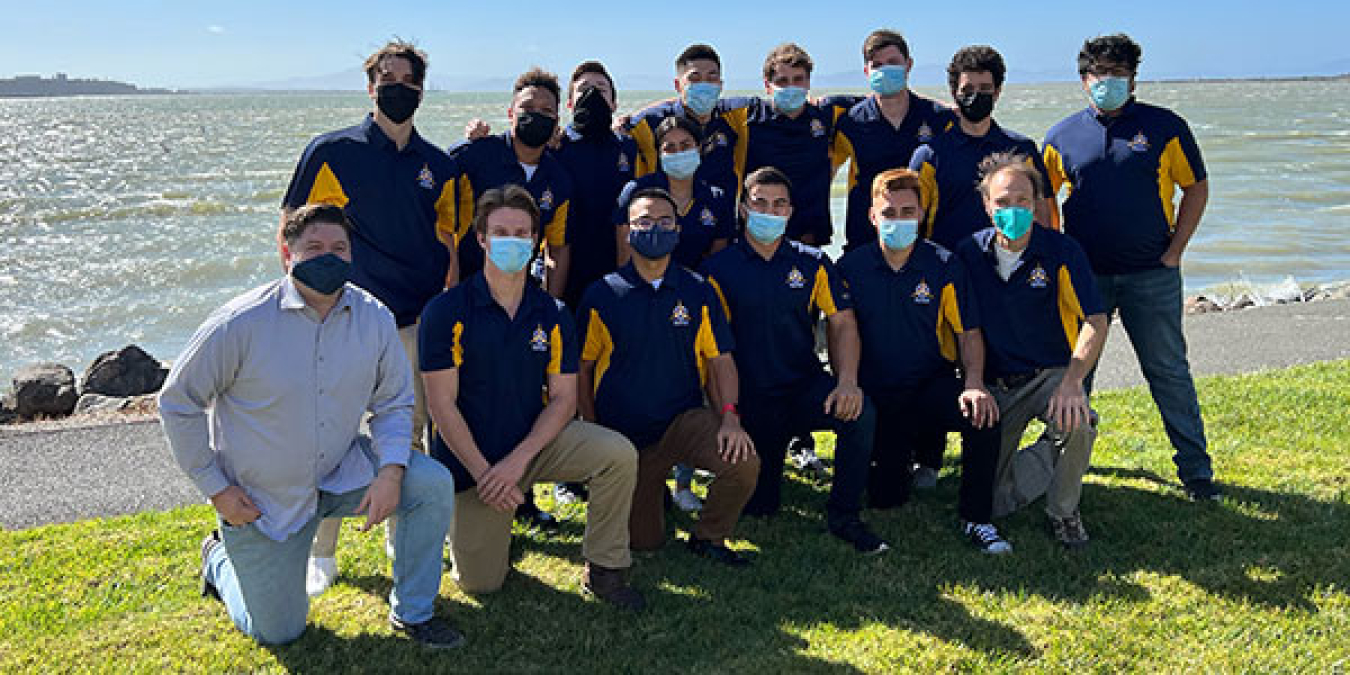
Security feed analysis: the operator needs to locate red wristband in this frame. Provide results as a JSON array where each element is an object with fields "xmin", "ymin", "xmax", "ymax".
[{"xmin": 721, "ymin": 403, "xmax": 739, "ymax": 416}]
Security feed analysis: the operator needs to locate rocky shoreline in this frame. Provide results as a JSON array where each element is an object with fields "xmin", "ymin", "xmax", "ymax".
[{"xmin": 4, "ymin": 281, "xmax": 1349, "ymax": 427}]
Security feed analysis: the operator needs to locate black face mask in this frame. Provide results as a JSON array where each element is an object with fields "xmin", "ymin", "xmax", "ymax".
[
  {"xmin": 514, "ymin": 111, "xmax": 557, "ymax": 148},
  {"xmin": 291, "ymin": 253, "xmax": 351, "ymax": 296},
  {"xmin": 956, "ymin": 91, "xmax": 995, "ymax": 123},
  {"xmin": 571, "ymin": 86, "xmax": 613, "ymax": 140},
  {"xmin": 376, "ymin": 82, "xmax": 421, "ymax": 124}
]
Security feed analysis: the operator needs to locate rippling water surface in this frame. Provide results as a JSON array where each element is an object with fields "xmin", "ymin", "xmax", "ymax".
[{"xmin": 1, "ymin": 81, "xmax": 1346, "ymax": 381}]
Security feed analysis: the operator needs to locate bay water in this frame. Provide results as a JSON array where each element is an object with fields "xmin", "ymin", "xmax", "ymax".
[{"xmin": 1, "ymin": 81, "xmax": 1346, "ymax": 382}]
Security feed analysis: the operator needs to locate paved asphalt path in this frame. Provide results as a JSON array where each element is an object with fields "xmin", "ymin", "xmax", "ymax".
[{"xmin": 2, "ymin": 299, "xmax": 1347, "ymax": 530}]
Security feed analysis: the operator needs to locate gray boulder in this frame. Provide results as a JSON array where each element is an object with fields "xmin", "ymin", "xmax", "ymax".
[
  {"xmin": 80, "ymin": 345, "xmax": 168, "ymax": 397},
  {"xmin": 13, "ymin": 363, "xmax": 78, "ymax": 418}
]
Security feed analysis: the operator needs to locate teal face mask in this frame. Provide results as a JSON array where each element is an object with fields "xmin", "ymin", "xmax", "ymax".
[
  {"xmin": 745, "ymin": 210, "xmax": 788, "ymax": 244},
  {"xmin": 1087, "ymin": 76, "xmax": 1131, "ymax": 111},
  {"xmin": 771, "ymin": 85, "xmax": 808, "ymax": 113},
  {"xmin": 683, "ymin": 82, "xmax": 721, "ymax": 117},
  {"xmin": 879, "ymin": 218, "xmax": 918, "ymax": 250},
  {"xmin": 486, "ymin": 236, "xmax": 534, "ymax": 274},
  {"xmin": 660, "ymin": 149, "xmax": 700, "ymax": 180},
  {"xmin": 868, "ymin": 65, "xmax": 908, "ymax": 96},
  {"xmin": 992, "ymin": 207, "xmax": 1034, "ymax": 241}
]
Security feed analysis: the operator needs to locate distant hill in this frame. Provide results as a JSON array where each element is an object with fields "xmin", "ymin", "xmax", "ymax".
[{"xmin": 0, "ymin": 74, "xmax": 179, "ymax": 98}]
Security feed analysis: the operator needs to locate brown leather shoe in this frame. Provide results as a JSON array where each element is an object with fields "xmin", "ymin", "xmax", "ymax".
[{"xmin": 582, "ymin": 562, "xmax": 646, "ymax": 611}]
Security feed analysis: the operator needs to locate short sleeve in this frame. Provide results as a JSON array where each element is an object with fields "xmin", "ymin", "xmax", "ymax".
[
  {"xmin": 417, "ymin": 291, "xmax": 465, "ymax": 372},
  {"xmin": 949, "ymin": 255, "xmax": 981, "ymax": 332},
  {"xmin": 549, "ymin": 302, "xmax": 580, "ymax": 375},
  {"xmin": 1169, "ymin": 117, "xmax": 1207, "ymax": 186},
  {"xmin": 1063, "ymin": 240, "xmax": 1105, "ymax": 317},
  {"xmin": 703, "ymin": 281, "xmax": 736, "ymax": 354},
  {"xmin": 811, "ymin": 256, "xmax": 852, "ymax": 315},
  {"xmin": 282, "ymin": 139, "xmax": 345, "ymax": 209}
]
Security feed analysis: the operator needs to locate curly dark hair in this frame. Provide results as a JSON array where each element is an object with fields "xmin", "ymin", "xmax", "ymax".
[
  {"xmin": 1077, "ymin": 34, "xmax": 1142, "ymax": 76},
  {"xmin": 363, "ymin": 40, "xmax": 428, "ymax": 86},
  {"xmin": 947, "ymin": 45, "xmax": 1006, "ymax": 92},
  {"xmin": 512, "ymin": 67, "xmax": 561, "ymax": 107}
]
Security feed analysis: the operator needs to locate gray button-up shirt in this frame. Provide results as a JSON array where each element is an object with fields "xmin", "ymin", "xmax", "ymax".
[{"xmin": 159, "ymin": 277, "xmax": 413, "ymax": 541}]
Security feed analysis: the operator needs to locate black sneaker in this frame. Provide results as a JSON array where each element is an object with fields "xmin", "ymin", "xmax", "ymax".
[
  {"xmin": 829, "ymin": 519, "xmax": 890, "ymax": 555},
  {"xmin": 390, "ymin": 615, "xmax": 467, "ymax": 649},
  {"xmin": 582, "ymin": 563, "xmax": 646, "ymax": 611},
  {"xmin": 199, "ymin": 530, "xmax": 222, "ymax": 602},
  {"xmin": 1049, "ymin": 511, "xmax": 1090, "ymax": 549},
  {"xmin": 1184, "ymin": 478, "xmax": 1223, "ymax": 502},
  {"xmin": 686, "ymin": 536, "xmax": 751, "ymax": 567},
  {"xmin": 515, "ymin": 502, "xmax": 561, "ymax": 533},
  {"xmin": 962, "ymin": 521, "xmax": 1013, "ymax": 554}
]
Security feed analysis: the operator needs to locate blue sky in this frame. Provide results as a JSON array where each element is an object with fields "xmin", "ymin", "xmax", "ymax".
[{"xmin": 3, "ymin": 0, "xmax": 1347, "ymax": 88}]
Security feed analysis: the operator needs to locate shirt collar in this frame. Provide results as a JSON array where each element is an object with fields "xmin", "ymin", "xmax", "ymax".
[
  {"xmin": 361, "ymin": 113, "xmax": 424, "ymax": 155},
  {"xmin": 736, "ymin": 235, "xmax": 791, "ymax": 262},
  {"xmin": 1093, "ymin": 97, "xmax": 1139, "ymax": 124},
  {"xmin": 278, "ymin": 275, "xmax": 353, "ymax": 313},
  {"xmin": 467, "ymin": 272, "xmax": 497, "ymax": 308},
  {"xmin": 618, "ymin": 261, "xmax": 682, "ymax": 291}
]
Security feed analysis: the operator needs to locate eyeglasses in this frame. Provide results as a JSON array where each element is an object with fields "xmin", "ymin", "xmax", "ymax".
[{"xmin": 629, "ymin": 216, "xmax": 678, "ymax": 231}]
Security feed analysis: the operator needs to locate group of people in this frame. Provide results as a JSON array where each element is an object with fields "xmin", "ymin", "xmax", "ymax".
[{"xmin": 158, "ymin": 30, "xmax": 1220, "ymax": 649}]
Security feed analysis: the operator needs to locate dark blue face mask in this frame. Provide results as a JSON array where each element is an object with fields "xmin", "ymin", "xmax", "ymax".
[
  {"xmin": 291, "ymin": 253, "xmax": 351, "ymax": 295},
  {"xmin": 628, "ymin": 228, "xmax": 680, "ymax": 260}
]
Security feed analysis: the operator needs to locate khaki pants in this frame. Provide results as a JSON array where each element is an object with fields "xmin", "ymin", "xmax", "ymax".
[
  {"xmin": 450, "ymin": 420, "xmax": 637, "ymax": 594},
  {"xmin": 631, "ymin": 408, "xmax": 760, "ymax": 550},
  {"xmin": 310, "ymin": 321, "xmax": 428, "ymax": 558},
  {"xmin": 990, "ymin": 368, "xmax": 1097, "ymax": 519}
]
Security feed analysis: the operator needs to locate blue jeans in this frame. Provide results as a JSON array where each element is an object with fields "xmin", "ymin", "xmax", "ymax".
[
  {"xmin": 204, "ymin": 448, "xmax": 455, "ymax": 645},
  {"xmin": 1092, "ymin": 266, "xmax": 1213, "ymax": 482}
]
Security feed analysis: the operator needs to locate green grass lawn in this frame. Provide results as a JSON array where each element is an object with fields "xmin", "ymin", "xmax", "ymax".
[{"xmin": 3, "ymin": 361, "xmax": 1348, "ymax": 673}]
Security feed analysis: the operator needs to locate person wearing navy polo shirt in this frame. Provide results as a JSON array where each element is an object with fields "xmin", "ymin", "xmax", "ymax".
[
  {"xmin": 838, "ymin": 169, "xmax": 1011, "ymax": 554},
  {"xmin": 419, "ymin": 186, "xmax": 643, "ymax": 609},
  {"xmin": 1043, "ymin": 34, "xmax": 1219, "ymax": 502},
  {"xmin": 553, "ymin": 60, "xmax": 638, "ymax": 309},
  {"xmin": 720, "ymin": 43, "xmax": 841, "ymax": 246},
  {"xmin": 450, "ymin": 68, "xmax": 573, "ymax": 297},
  {"xmin": 702, "ymin": 167, "xmax": 888, "ymax": 555},
  {"xmin": 616, "ymin": 116, "xmax": 735, "ymax": 272},
  {"xmin": 953, "ymin": 154, "xmax": 1109, "ymax": 548},
  {"xmin": 579, "ymin": 188, "xmax": 759, "ymax": 566},
  {"xmin": 280, "ymin": 41, "xmax": 458, "ymax": 597},
  {"xmin": 832, "ymin": 29, "xmax": 955, "ymax": 252},
  {"xmin": 626, "ymin": 44, "xmax": 743, "ymax": 198},
  {"xmin": 910, "ymin": 45, "xmax": 1057, "ymax": 251}
]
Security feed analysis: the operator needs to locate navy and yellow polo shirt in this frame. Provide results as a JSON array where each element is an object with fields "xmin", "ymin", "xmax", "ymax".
[
  {"xmin": 615, "ymin": 173, "xmax": 736, "ymax": 270},
  {"xmin": 832, "ymin": 93, "xmax": 956, "ymax": 251},
  {"xmin": 722, "ymin": 96, "xmax": 841, "ymax": 244},
  {"xmin": 577, "ymin": 263, "xmax": 733, "ymax": 447},
  {"xmin": 701, "ymin": 237, "xmax": 850, "ymax": 395},
  {"xmin": 909, "ymin": 121, "xmax": 1051, "ymax": 250},
  {"xmin": 625, "ymin": 99, "xmax": 744, "ymax": 198},
  {"xmin": 837, "ymin": 240, "xmax": 978, "ymax": 390},
  {"xmin": 1043, "ymin": 99, "xmax": 1208, "ymax": 275},
  {"xmin": 447, "ymin": 132, "xmax": 573, "ymax": 278},
  {"xmin": 418, "ymin": 273, "xmax": 578, "ymax": 492},
  {"xmin": 554, "ymin": 125, "xmax": 638, "ymax": 308},
  {"xmin": 282, "ymin": 114, "xmax": 459, "ymax": 327},
  {"xmin": 953, "ymin": 226, "xmax": 1104, "ymax": 379}
]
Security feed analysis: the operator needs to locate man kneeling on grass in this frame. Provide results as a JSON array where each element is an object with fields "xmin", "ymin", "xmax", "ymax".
[
  {"xmin": 419, "ymin": 185, "xmax": 645, "ymax": 609},
  {"xmin": 159, "ymin": 204, "xmax": 463, "ymax": 648},
  {"xmin": 578, "ymin": 187, "xmax": 760, "ymax": 566},
  {"xmin": 953, "ymin": 153, "xmax": 1109, "ymax": 548}
]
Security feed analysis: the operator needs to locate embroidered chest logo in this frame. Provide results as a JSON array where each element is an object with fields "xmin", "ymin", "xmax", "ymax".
[
  {"xmin": 416, "ymin": 164, "xmax": 435, "ymax": 190},
  {"xmin": 700, "ymin": 207, "xmax": 715, "ymax": 227},
  {"xmin": 530, "ymin": 325, "xmax": 550, "ymax": 352},
  {"xmin": 538, "ymin": 188, "xmax": 554, "ymax": 210},
  {"xmin": 671, "ymin": 301, "xmax": 691, "ymax": 326},
  {"xmin": 786, "ymin": 267, "xmax": 806, "ymax": 289},
  {"xmin": 1028, "ymin": 264, "xmax": 1049, "ymax": 289},
  {"xmin": 617, "ymin": 153, "xmax": 631, "ymax": 172},
  {"xmin": 917, "ymin": 122, "xmax": 934, "ymax": 143},
  {"xmin": 1127, "ymin": 132, "xmax": 1150, "ymax": 152},
  {"xmin": 913, "ymin": 279, "xmax": 933, "ymax": 304},
  {"xmin": 810, "ymin": 119, "xmax": 826, "ymax": 137},
  {"xmin": 710, "ymin": 132, "xmax": 728, "ymax": 148}
]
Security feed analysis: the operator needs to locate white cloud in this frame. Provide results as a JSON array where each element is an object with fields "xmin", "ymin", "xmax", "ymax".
[{"xmin": 207, "ymin": 25, "xmax": 225, "ymax": 35}]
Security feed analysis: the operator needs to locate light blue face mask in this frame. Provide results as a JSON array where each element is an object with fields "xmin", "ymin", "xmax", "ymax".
[
  {"xmin": 771, "ymin": 85, "xmax": 808, "ymax": 113},
  {"xmin": 683, "ymin": 82, "xmax": 722, "ymax": 117},
  {"xmin": 486, "ymin": 236, "xmax": 534, "ymax": 274},
  {"xmin": 1087, "ymin": 76, "xmax": 1131, "ymax": 112},
  {"xmin": 745, "ymin": 210, "xmax": 788, "ymax": 244},
  {"xmin": 868, "ymin": 65, "xmax": 908, "ymax": 96},
  {"xmin": 660, "ymin": 149, "xmax": 701, "ymax": 180},
  {"xmin": 992, "ymin": 206, "xmax": 1034, "ymax": 241},
  {"xmin": 879, "ymin": 218, "xmax": 918, "ymax": 250}
]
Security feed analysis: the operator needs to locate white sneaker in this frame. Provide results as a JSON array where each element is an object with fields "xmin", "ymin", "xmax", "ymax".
[
  {"xmin": 306, "ymin": 556, "xmax": 338, "ymax": 597},
  {"xmin": 673, "ymin": 488, "xmax": 703, "ymax": 513},
  {"xmin": 962, "ymin": 521, "xmax": 1013, "ymax": 555}
]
